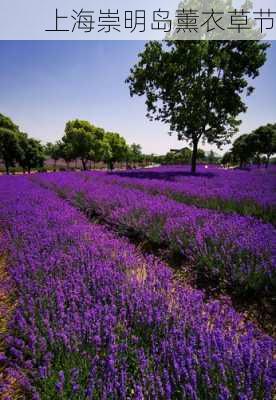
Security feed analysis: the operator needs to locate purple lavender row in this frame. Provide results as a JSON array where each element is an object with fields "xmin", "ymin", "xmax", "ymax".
[
  {"xmin": 0, "ymin": 175, "xmax": 275, "ymax": 399},
  {"xmin": 108, "ymin": 165, "xmax": 276, "ymax": 224},
  {"xmin": 35, "ymin": 172, "xmax": 276, "ymax": 295}
]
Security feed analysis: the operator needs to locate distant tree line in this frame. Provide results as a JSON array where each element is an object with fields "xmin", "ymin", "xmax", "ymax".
[
  {"xmin": 1, "ymin": 113, "xmax": 275, "ymax": 174},
  {"xmin": 153, "ymin": 147, "xmax": 220, "ymax": 166},
  {"xmin": 0, "ymin": 114, "xmax": 152, "ymax": 174},
  {"xmin": 222, "ymin": 123, "xmax": 276, "ymax": 168}
]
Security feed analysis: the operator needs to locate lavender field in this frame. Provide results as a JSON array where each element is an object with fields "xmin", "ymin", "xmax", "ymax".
[{"xmin": 0, "ymin": 166, "xmax": 275, "ymax": 399}]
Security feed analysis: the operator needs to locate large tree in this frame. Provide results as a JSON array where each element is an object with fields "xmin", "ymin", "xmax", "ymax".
[{"xmin": 126, "ymin": 41, "xmax": 269, "ymax": 173}]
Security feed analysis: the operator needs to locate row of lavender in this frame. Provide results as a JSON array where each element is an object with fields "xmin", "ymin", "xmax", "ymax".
[
  {"xmin": 0, "ymin": 175, "xmax": 275, "ymax": 399},
  {"xmin": 35, "ymin": 172, "xmax": 276, "ymax": 296},
  {"xmin": 111, "ymin": 166, "xmax": 276, "ymax": 224}
]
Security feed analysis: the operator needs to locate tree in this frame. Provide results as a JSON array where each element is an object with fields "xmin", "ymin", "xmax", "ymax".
[
  {"xmin": 62, "ymin": 120, "xmax": 98, "ymax": 171},
  {"xmin": 100, "ymin": 137, "xmax": 113, "ymax": 169},
  {"xmin": 155, "ymin": 147, "xmax": 206, "ymax": 166},
  {"xmin": 17, "ymin": 133, "xmax": 45, "ymax": 173},
  {"xmin": 177, "ymin": 147, "xmax": 193, "ymax": 164},
  {"xmin": 252, "ymin": 124, "xmax": 276, "ymax": 168},
  {"xmin": 232, "ymin": 134, "xmax": 254, "ymax": 168},
  {"xmin": 126, "ymin": 41, "xmax": 269, "ymax": 173},
  {"xmin": 45, "ymin": 142, "xmax": 62, "ymax": 169},
  {"xmin": 104, "ymin": 132, "xmax": 128, "ymax": 170},
  {"xmin": 0, "ymin": 113, "xmax": 21, "ymax": 174},
  {"xmin": 58, "ymin": 142, "xmax": 75, "ymax": 169},
  {"xmin": 207, "ymin": 150, "xmax": 218, "ymax": 164},
  {"xmin": 44, "ymin": 142, "xmax": 54, "ymax": 157},
  {"xmin": 221, "ymin": 151, "xmax": 234, "ymax": 167},
  {"xmin": 0, "ymin": 129, "xmax": 21, "ymax": 174},
  {"xmin": 129, "ymin": 143, "xmax": 143, "ymax": 165},
  {"xmin": 165, "ymin": 147, "xmax": 192, "ymax": 165},
  {"xmin": 88, "ymin": 127, "xmax": 105, "ymax": 168},
  {"xmin": 231, "ymin": 124, "xmax": 276, "ymax": 168},
  {"xmin": 197, "ymin": 149, "xmax": 206, "ymax": 162},
  {"xmin": 245, "ymin": 133, "xmax": 262, "ymax": 167},
  {"xmin": 164, "ymin": 151, "xmax": 176, "ymax": 165}
]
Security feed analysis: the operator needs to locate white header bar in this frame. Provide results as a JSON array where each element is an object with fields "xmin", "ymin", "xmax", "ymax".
[{"xmin": 0, "ymin": 0, "xmax": 275, "ymax": 40}]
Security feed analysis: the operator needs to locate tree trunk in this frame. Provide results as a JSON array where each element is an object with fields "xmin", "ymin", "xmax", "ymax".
[
  {"xmin": 265, "ymin": 155, "xmax": 270, "ymax": 168},
  {"xmin": 191, "ymin": 140, "xmax": 198, "ymax": 174},
  {"xmin": 81, "ymin": 159, "xmax": 87, "ymax": 171}
]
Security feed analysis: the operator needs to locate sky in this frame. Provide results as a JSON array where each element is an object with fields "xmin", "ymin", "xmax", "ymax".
[{"xmin": 0, "ymin": 40, "xmax": 275, "ymax": 155}]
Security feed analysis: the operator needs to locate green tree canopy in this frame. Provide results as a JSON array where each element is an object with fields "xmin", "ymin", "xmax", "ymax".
[
  {"xmin": 126, "ymin": 40, "xmax": 269, "ymax": 173},
  {"xmin": 62, "ymin": 120, "xmax": 99, "ymax": 170},
  {"xmin": 57, "ymin": 142, "xmax": 74, "ymax": 167},
  {"xmin": 206, "ymin": 150, "xmax": 220, "ymax": 164},
  {"xmin": 232, "ymin": 134, "xmax": 253, "ymax": 168},
  {"xmin": 46, "ymin": 121, "xmax": 134, "ymax": 171},
  {"xmin": 229, "ymin": 123, "xmax": 276, "ymax": 168},
  {"xmin": 129, "ymin": 143, "xmax": 143, "ymax": 164},
  {"xmin": 44, "ymin": 142, "xmax": 63, "ymax": 168},
  {"xmin": 164, "ymin": 148, "xmax": 191, "ymax": 165},
  {"xmin": 197, "ymin": 149, "xmax": 206, "ymax": 162},
  {"xmin": 104, "ymin": 132, "xmax": 128, "ymax": 170},
  {"xmin": 100, "ymin": 137, "xmax": 113, "ymax": 168},
  {"xmin": 0, "ymin": 113, "xmax": 21, "ymax": 174},
  {"xmin": 17, "ymin": 133, "xmax": 45, "ymax": 173},
  {"xmin": 251, "ymin": 124, "xmax": 276, "ymax": 167},
  {"xmin": 221, "ymin": 151, "xmax": 234, "ymax": 166},
  {"xmin": 88, "ymin": 127, "xmax": 105, "ymax": 166}
]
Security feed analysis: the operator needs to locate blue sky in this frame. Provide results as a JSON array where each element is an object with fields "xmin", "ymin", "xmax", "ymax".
[{"xmin": 0, "ymin": 40, "xmax": 275, "ymax": 155}]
